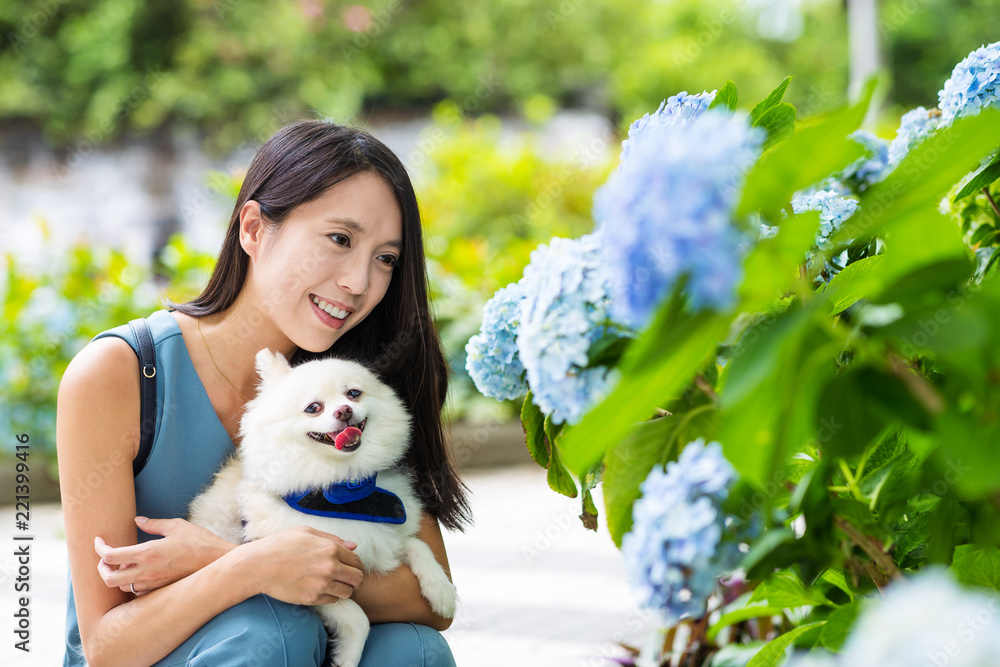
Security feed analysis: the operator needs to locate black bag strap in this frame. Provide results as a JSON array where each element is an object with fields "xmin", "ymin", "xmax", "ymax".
[{"xmin": 127, "ymin": 318, "xmax": 157, "ymax": 476}]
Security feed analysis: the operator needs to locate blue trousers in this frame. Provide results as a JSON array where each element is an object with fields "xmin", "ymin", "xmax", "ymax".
[{"xmin": 153, "ymin": 594, "xmax": 456, "ymax": 666}]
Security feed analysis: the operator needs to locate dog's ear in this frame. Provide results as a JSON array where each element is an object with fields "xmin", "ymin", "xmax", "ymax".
[{"xmin": 255, "ymin": 348, "xmax": 291, "ymax": 386}]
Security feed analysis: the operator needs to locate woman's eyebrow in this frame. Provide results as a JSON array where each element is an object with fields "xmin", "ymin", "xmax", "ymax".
[{"xmin": 328, "ymin": 217, "xmax": 402, "ymax": 249}]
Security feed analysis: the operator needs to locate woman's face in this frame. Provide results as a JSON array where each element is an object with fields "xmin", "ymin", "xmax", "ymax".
[{"xmin": 245, "ymin": 171, "xmax": 403, "ymax": 353}]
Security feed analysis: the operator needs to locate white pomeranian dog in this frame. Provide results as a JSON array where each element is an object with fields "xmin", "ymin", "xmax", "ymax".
[{"xmin": 189, "ymin": 349, "xmax": 457, "ymax": 667}]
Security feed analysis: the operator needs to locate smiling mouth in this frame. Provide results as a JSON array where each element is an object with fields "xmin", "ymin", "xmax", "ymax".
[
  {"xmin": 310, "ymin": 295, "xmax": 352, "ymax": 319},
  {"xmin": 307, "ymin": 418, "xmax": 367, "ymax": 451}
]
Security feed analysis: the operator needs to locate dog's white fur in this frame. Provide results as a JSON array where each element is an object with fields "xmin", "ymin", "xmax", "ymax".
[{"xmin": 189, "ymin": 349, "xmax": 457, "ymax": 667}]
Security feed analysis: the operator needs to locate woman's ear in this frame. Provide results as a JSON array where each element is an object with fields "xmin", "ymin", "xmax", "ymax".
[{"xmin": 239, "ymin": 200, "xmax": 266, "ymax": 263}]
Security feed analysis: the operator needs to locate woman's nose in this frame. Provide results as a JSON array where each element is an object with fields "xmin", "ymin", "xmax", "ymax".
[{"xmin": 337, "ymin": 255, "xmax": 369, "ymax": 295}]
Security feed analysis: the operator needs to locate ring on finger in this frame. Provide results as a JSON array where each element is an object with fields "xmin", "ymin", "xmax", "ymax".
[{"xmin": 130, "ymin": 582, "xmax": 137, "ymax": 595}]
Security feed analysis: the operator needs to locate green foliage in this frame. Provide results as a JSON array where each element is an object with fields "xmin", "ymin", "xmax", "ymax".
[
  {"xmin": 0, "ymin": 225, "xmax": 215, "ymax": 461},
  {"xmin": 880, "ymin": 0, "xmax": 1000, "ymax": 108},
  {"xmin": 416, "ymin": 106, "xmax": 614, "ymax": 296},
  {"xmin": 0, "ymin": 0, "xmax": 859, "ymax": 150},
  {"xmin": 746, "ymin": 621, "xmax": 825, "ymax": 667}
]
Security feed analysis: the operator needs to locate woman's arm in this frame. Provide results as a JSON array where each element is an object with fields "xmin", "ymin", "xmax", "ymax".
[
  {"xmin": 350, "ymin": 512, "xmax": 455, "ymax": 631},
  {"xmin": 58, "ymin": 338, "xmax": 363, "ymax": 666}
]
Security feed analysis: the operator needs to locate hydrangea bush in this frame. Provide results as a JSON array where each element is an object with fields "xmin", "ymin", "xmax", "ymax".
[
  {"xmin": 467, "ymin": 41, "xmax": 1000, "ymax": 667},
  {"xmin": 939, "ymin": 41, "xmax": 1000, "ymax": 123},
  {"xmin": 464, "ymin": 282, "xmax": 527, "ymax": 402},
  {"xmin": 623, "ymin": 439, "xmax": 756, "ymax": 625},
  {"xmin": 618, "ymin": 90, "xmax": 717, "ymax": 165}
]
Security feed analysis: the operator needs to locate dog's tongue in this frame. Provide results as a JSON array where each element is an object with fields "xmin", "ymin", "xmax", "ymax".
[{"xmin": 334, "ymin": 427, "xmax": 363, "ymax": 450}]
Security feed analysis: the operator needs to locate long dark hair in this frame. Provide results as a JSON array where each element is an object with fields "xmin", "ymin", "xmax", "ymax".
[{"xmin": 170, "ymin": 120, "xmax": 471, "ymax": 530}]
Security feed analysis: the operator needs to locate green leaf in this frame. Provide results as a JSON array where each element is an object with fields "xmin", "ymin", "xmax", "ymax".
[
  {"xmin": 587, "ymin": 332, "xmax": 632, "ymax": 367},
  {"xmin": 894, "ymin": 512, "xmax": 932, "ymax": 559},
  {"xmin": 521, "ymin": 391, "xmax": 549, "ymax": 469},
  {"xmin": 750, "ymin": 76, "xmax": 792, "ymax": 125},
  {"xmin": 603, "ymin": 403, "xmax": 717, "ymax": 546},
  {"xmin": 579, "ymin": 469, "xmax": 599, "ymax": 531},
  {"xmin": 818, "ymin": 367, "xmax": 928, "ymax": 458},
  {"xmin": 819, "ymin": 601, "xmax": 861, "ymax": 651},
  {"xmin": 952, "ymin": 545, "xmax": 1000, "ymax": 591},
  {"xmin": 875, "ymin": 257, "xmax": 974, "ymax": 307},
  {"xmin": 822, "ymin": 255, "xmax": 885, "ymax": 315},
  {"xmin": 709, "ymin": 644, "xmax": 770, "ymax": 667},
  {"xmin": 546, "ymin": 436, "xmax": 578, "ymax": 498},
  {"xmin": 708, "ymin": 605, "xmax": 785, "ymax": 642},
  {"xmin": 954, "ymin": 152, "xmax": 1000, "ymax": 201},
  {"xmin": 561, "ymin": 303, "xmax": 731, "ymax": 473},
  {"xmin": 739, "ymin": 210, "xmax": 820, "ymax": 312},
  {"xmin": 749, "ymin": 570, "xmax": 831, "ymax": 608},
  {"xmin": 819, "ymin": 569, "xmax": 854, "ymax": 601},
  {"xmin": 544, "ymin": 413, "xmax": 565, "ymax": 451},
  {"xmin": 739, "ymin": 81, "xmax": 874, "ymax": 222},
  {"xmin": 746, "ymin": 622, "xmax": 826, "ymax": 667},
  {"xmin": 740, "ymin": 528, "xmax": 796, "ymax": 576},
  {"xmin": 711, "ymin": 80, "xmax": 739, "ymax": 111},
  {"xmin": 721, "ymin": 304, "xmax": 837, "ymax": 487},
  {"xmin": 835, "ymin": 109, "xmax": 1000, "ymax": 247},
  {"xmin": 756, "ymin": 103, "xmax": 797, "ymax": 151},
  {"xmin": 603, "ymin": 418, "xmax": 676, "ymax": 546},
  {"xmin": 970, "ymin": 223, "xmax": 998, "ymax": 247}
]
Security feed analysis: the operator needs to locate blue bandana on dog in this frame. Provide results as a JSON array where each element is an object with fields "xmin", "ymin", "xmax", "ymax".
[{"xmin": 282, "ymin": 474, "xmax": 407, "ymax": 524}]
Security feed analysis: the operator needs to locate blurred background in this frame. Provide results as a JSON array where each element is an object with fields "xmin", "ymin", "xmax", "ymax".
[{"xmin": 1, "ymin": 2, "xmax": 998, "ymax": 665}]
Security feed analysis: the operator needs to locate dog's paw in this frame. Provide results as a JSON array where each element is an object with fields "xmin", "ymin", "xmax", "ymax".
[
  {"xmin": 329, "ymin": 639, "xmax": 365, "ymax": 667},
  {"xmin": 318, "ymin": 600, "xmax": 369, "ymax": 667},
  {"xmin": 424, "ymin": 577, "xmax": 458, "ymax": 619}
]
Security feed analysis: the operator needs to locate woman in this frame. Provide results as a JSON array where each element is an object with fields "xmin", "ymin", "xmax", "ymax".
[{"xmin": 57, "ymin": 121, "xmax": 471, "ymax": 666}]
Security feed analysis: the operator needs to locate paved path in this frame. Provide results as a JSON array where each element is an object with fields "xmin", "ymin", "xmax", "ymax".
[{"xmin": 1, "ymin": 465, "xmax": 656, "ymax": 666}]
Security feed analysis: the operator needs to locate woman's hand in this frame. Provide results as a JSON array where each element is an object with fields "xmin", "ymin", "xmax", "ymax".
[
  {"xmin": 94, "ymin": 516, "xmax": 237, "ymax": 595},
  {"xmin": 238, "ymin": 526, "xmax": 364, "ymax": 606}
]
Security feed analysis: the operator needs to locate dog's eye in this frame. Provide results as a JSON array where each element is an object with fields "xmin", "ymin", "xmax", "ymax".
[
  {"xmin": 304, "ymin": 401, "xmax": 324, "ymax": 414},
  {"xmin": 346, "ymin": 389, "xmax": 362, "ymax": 400}
]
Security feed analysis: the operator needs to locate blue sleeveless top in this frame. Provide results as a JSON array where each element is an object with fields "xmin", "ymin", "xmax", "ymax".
[{"xmin": 64, "ymin": 309, "xmax": 238, "ymax": 665}]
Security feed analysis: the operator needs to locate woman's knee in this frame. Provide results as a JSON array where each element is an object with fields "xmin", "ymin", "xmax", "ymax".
[
  {"xmin": 156, "ymin": 595, "xmax": 327, "ymax": 667},
  {"xmin": 358, "ymin": 623, "xmax": 456, "ymax": 667}
]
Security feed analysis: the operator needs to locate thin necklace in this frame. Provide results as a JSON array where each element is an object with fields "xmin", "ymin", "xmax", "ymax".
[{"xmin": 197, "ymin": 317, "xmax": 250, "ymax": 402}]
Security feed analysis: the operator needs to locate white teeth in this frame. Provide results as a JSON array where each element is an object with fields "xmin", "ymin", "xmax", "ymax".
[{"xmin": 311, "ymin": 296, "xmax": 348, "ymax": 319}]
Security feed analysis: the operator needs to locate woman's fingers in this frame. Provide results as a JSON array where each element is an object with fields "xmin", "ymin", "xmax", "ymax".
[
  {"xmin": 95, "ymin": 535, "xmax": 145, "ymax": 593},
  {"xmin": 334, "ymin": 558, "xmax": 364, "ymax": 590},
  {"xmin": 326, "ymin": 581, "xmax": 356, "ymax": 601},
  {"xmin": 97, "ymin": 556, "xmax": 135, "ymax": 591},
  {"xmin": 94, "ymin": 537, "xmax": 145, "ymax": 566}
]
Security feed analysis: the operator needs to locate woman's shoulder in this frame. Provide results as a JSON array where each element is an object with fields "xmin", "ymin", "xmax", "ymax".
[
  {"xmin": 57, "ymin": 334, "xmax": 142, "ymax": 463},
  {"xmin": 59, "ymin": 334, "xmax": 140, "ymax": 407}
]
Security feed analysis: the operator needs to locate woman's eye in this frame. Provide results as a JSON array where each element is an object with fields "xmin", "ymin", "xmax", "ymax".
[
  {"xmin": 377, "ymin": 254, "xmax": 398, "ymax": 267},
  {"xmin": 346, "ymin": 389, "xmax": 362, "ymax": 400},
  {"xmin": 328, "ymin": 234, "xmax": 350, "ymax": 247},
  {"xmin": 304, "ymin": 401, "xmax": 324, "ymax": 414}
]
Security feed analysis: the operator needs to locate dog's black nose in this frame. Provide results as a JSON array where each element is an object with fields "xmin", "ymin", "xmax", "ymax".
[{"xmin": 334, "ymin": 405, "xmax": 353, "ymax": 422}]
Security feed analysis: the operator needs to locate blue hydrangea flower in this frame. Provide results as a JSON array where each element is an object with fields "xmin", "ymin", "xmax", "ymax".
[
  {"xmin": 619, "ymin": 90, "xmax": 717, "ymax": 165},
  {"xmin": 621, "ymin": 439, "xmax": 752, "ymax": 625},
  {"xmin": 843, "ymin": 130, "xmax": 890, "ymax": 188},
  {"xmin": 887, "ymin": 107, "xmax": 943, "ymax": 169},
  {"xmin": 515, "ymin": 232, "xmax": 620, "ymax": 425},
  {"xmin": 791, "ymin": 188, "xmax": 860, "ymax": 249},
  {"xmin": 465, "ymin": 282, "xmax": 528, "ymax": 401},
  {"xmin": 840, "ymin": 569, "xmax": 1000, "ymax": 667},
  {"xmin": 939, "ymin": 41, "xmax": 1000, "ymax": 124},
  {"xmin": 594, "ymin": 109, "xmax": 764, "ymax": 330}
]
